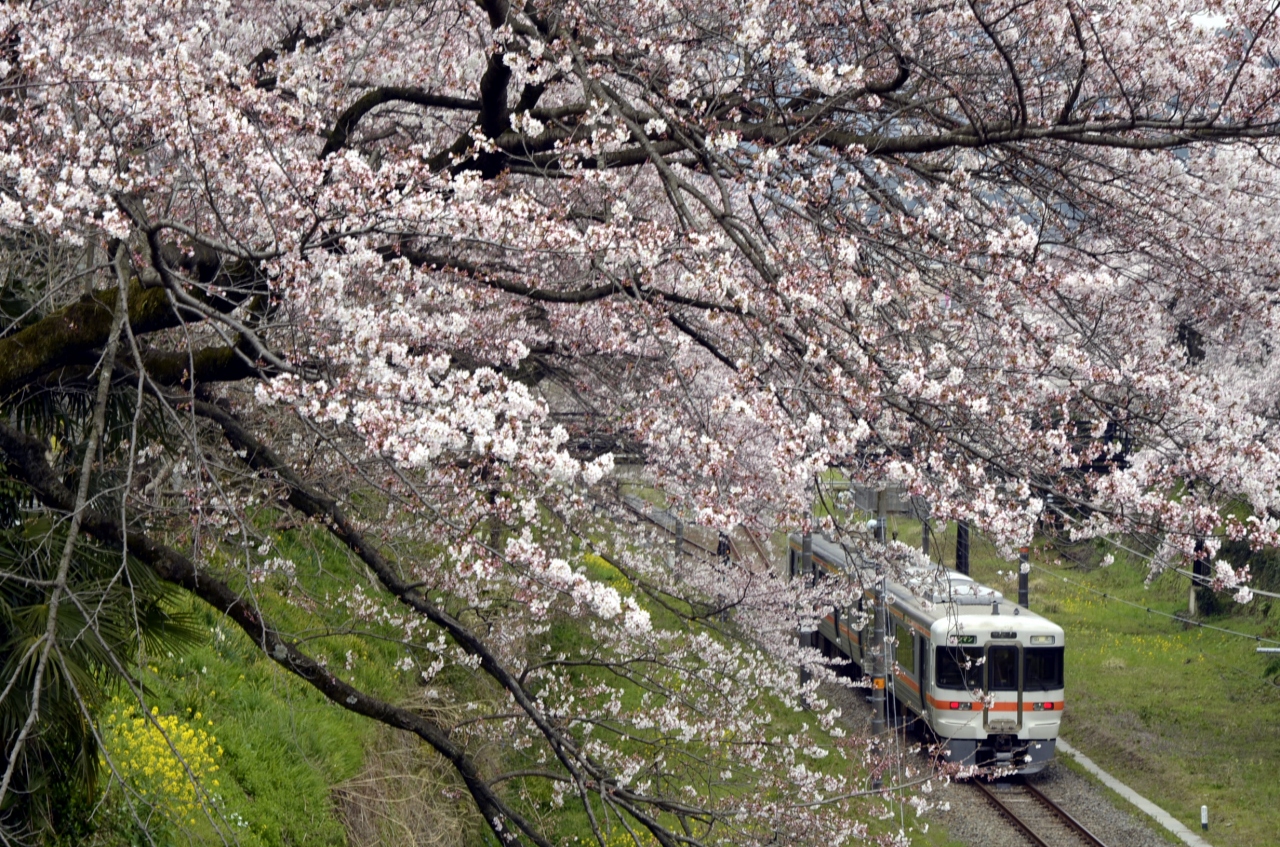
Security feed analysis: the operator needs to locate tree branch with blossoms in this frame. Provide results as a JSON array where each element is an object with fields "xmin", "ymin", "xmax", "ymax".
[{"xmin": 1, "ymin": 0, "xmax": 1279, "ymax": 842}]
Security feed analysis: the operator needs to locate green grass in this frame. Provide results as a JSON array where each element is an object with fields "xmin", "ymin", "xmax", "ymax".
[
  {"xmin": 100, "ymin": 611, "xmax": 382, "ymax": 843},
  {"xmin": 85, "ymin": 521, "xmax": 483, "ymax": 847}
]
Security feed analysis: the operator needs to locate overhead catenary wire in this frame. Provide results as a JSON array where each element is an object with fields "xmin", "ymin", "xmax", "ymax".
[
  {"xmin": 1027, "ymin": 562, "xmax": 1280, "ymax": 646},
  {"xmin": 948, "ymin": 509, "xmax": 1280, "ymax": 648},
  {"xmin": 1054, "ymin": 521, "xmax": 1280, "ymax": 599},
  {"xmin": 628, "ymin": 486, "xmax": 1277, "ymax": 832},
  {"xmin": 1040, "ymin": 503, "xmax": 1280, "ymax": 594},
  {"xmin": 824, "ymin": 494, "xmax": 1280, "ymax": 653},
  {"xmin": 1171, "ymin": 566, "xmax": 1280, "ymax": 600}
]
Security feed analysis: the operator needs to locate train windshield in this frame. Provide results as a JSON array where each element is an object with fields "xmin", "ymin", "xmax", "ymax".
[
  {"xmin": 987, "ymin": 645, "xmax": 1019, "ymax": 690},
  {"xmin": 934, "ymin": 647, "xmax": 983, "ymax": 689},
  {"xmin": 1023, "ymin": 647, "xmax": 1065, "ymax": 690}
]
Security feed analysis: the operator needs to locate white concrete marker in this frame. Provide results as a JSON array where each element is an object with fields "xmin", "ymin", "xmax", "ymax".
[{"xmin": 1056, "ymin": 739, "xmax": 1214, "ymax": 847}]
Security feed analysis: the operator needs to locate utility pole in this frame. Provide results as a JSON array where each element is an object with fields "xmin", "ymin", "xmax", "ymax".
[
  {"xmin": 875, "ymin": 490, "xmax": 886, "ymax": 546},
  {"xmin": 870, "ymin": 491, "xmax": 887, "ymax": 790},
  {"xmin": 921, "ymin": 506, "xmax": 930, "ymax": 559},
  {"xmin": 956, "ymin": 519, "xmax": 970, "ymax": 575},
  {"xmin": 1018, "ymin": 546, "xmax": 1029, "ymax": 608},
  {"xmin": 799, "ymin": 532, "xmax": 813, "ymax": 684}
]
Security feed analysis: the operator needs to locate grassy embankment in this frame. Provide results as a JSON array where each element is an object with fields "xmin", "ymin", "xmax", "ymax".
[
  {"xmin": 92, "ymin": 506, "xmax": 970, "ymax": 847},
  {"xmin": 536, "ymin": 554, "xmax": 970, "ymax": 847},
  {"xmin": 877, "ymin": 515, "xmax": 1280, "ymax": 847},
  {"xmin": 85, "ymin": 522, "xmax": 485, "ymax": 847}
]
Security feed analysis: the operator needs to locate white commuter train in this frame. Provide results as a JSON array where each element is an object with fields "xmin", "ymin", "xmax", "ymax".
[{"xmin": 789, "ymin": 533, "xmax": 1065, "ymax": 773}]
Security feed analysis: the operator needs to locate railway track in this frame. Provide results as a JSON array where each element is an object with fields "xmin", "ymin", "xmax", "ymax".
[
  {"xmin": 972, "ymin": 778, "xmax": 1111, "ymax": 847},
  {"xmin": 620, "ymin": 493, "xmax": 775, "ymax": 570}
]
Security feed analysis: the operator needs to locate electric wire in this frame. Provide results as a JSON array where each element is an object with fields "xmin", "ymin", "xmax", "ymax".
[
  {"xmin": 960, "ymin": 519, "xmax": 1280, "ymax": 647},
  {"xmin": 1053, "ymin": 519, "xmax": 1280, "ymax": 598},
  {"xmin": 1027, "ymin": 562, "xmax": 1280, "ymax": 646},
  {"xmin": 1172, "ymin": 566, "xmax": 1280, "ymax": 599},
  {"xmin": 884, "ymin": 593, "xmax": 907, "ymax": 834}
]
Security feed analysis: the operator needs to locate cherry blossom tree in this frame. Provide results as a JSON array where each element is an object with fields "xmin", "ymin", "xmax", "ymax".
[{"xmin": 2, "ymin": 0, "xmax": 1280, "ymax": 843}]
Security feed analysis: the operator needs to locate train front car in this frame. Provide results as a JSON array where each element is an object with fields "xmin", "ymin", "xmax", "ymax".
[{"xmin": 925, "ymin": 575, "xmax": 1065, "ymax": 774}]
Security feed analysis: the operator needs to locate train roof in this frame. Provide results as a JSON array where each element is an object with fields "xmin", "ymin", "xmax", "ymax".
[{"xmin": 790, "ymin": 531, "xmax": 1064, "ymax": 634}]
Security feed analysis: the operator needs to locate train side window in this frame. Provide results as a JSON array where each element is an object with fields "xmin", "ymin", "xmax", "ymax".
[
  {"xmin": 1024, "ymin": 647, "xmax": 1065, "ymax": 690},
  {"xmin": 987, "ymin": 645, "xmax": 1019, "ymax": 691},
  {"xmin": 934, "ymin": 647, "xmax": 982, "ymax": 689},
  {"xmin": 896, "ymin": 620, "xmax": 915, "ymax": 676}
]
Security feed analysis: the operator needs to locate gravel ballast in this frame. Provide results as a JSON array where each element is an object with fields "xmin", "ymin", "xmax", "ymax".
[{"xmin": 824, "ymin": 683, "xmax": 1176, "ymax": 846}]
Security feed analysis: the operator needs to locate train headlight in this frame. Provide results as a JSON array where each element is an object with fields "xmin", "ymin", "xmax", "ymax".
[{"xmin": 1030, "ymin": 635, "xmax": 1055, "ymax": 645}]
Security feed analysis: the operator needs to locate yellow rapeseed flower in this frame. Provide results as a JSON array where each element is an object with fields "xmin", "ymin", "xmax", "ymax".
[{"xmin": 100, "ymin": 700, "xmax": 224, "ymax": 823}]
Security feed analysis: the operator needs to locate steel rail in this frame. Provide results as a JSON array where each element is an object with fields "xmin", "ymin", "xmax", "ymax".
[
  {"xmin": 973, "ymin": 778, "xmax": 1112, "ymax": 847},
  {"xmin": 735, "ymin": 527, "xmax": 775, "ymax": 572},
  {"xmin": 972, "ymin": 779, "xmax": 1051, "ymax": 847},
  {"xmin": 619, "ymin": 494, "xmax": 720, "ymax": 557},
  {"xmin": 1023, "ymin": 779, "xmax": 1112, "ymax": 847}
]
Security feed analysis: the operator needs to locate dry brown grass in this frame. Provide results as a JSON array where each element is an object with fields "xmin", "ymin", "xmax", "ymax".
[{"xmin": 333, "ymin": 725, "xmax": 482, "ymax": 847}]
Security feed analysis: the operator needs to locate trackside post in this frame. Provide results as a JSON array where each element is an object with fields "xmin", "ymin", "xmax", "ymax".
[{"xmin": 1019, "ymin": 546, "xmax": 1029, "ymax": 608}]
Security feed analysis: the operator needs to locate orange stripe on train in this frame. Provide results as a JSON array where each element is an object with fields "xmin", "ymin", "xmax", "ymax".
[{"xmin": 925, "ymin": 695, "xmax": 1064, "ymax": 711}]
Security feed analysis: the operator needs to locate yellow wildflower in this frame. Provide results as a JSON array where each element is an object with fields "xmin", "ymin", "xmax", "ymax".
[{"xmin": 99, "ymin": 700, "xmax": 224, "ymax": 824}]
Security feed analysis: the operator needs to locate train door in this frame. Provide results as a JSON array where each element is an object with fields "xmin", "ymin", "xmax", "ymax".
[
  {"xmin": 832, "ymin": 605, "xmax": 850, "ymax": 663},
  {"xmin": 893, "ymin": 618, "xmax": 921, "ymax": 713},
  {"xmin": 983, "ymin": 643, "xmax": 1022, "ymax": 733},
  {"xmin": 916, "ymin": 633, "xmax": 929, "ymax": 710}
]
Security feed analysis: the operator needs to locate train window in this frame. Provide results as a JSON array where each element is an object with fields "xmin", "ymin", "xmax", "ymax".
[
  {"xmin": 934, "ymin": 647, "xmax": 982, "ymax": 689},
  {"xmin": 1023, "ymin": 647, "xmax": 1065, "ymax": 690},
  {"xmin": 896, "ymin": 621, "xmax": 915, "ymax": 676},
  {"xmin": 987, "ymin": 645, "xmax": 1019, "ymax": 691}
]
